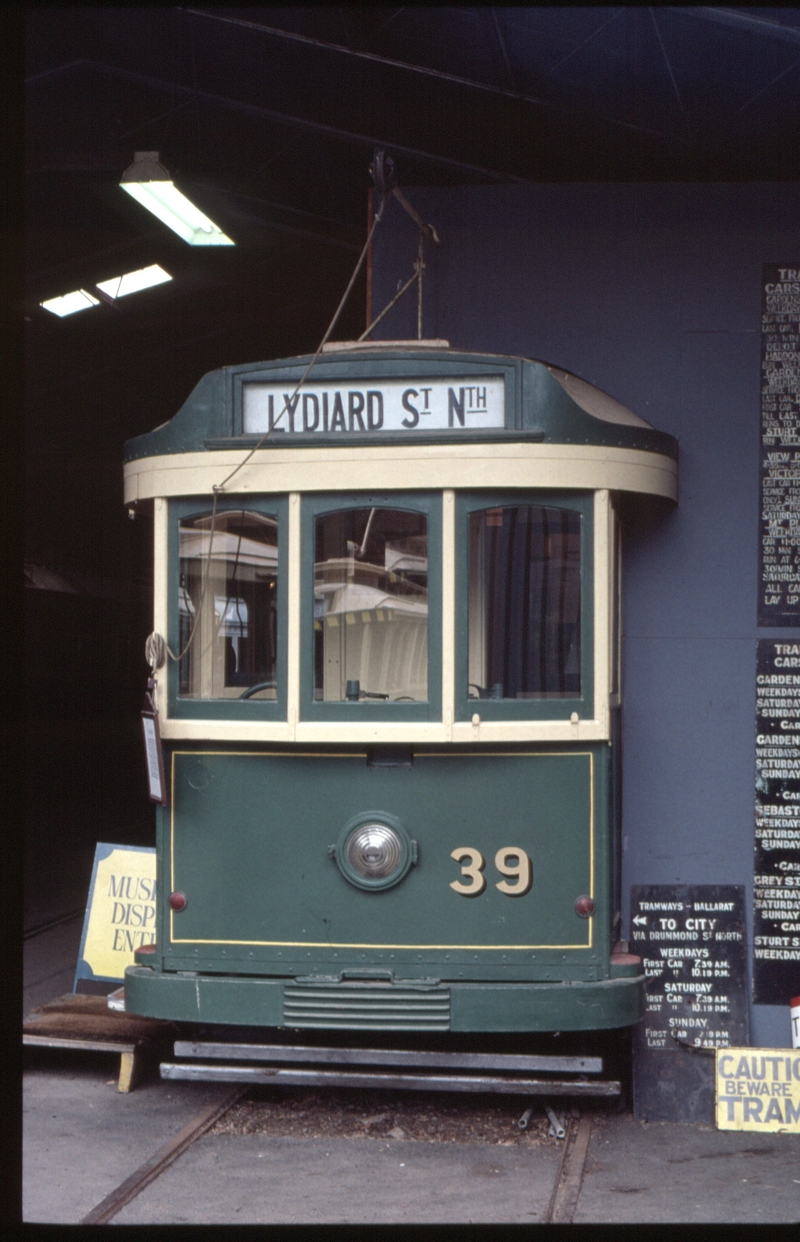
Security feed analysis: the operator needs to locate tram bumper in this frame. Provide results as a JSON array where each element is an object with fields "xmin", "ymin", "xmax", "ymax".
[{"xmin": 124, "ymin": 966, "xmax": 644, "ymax": 1032}]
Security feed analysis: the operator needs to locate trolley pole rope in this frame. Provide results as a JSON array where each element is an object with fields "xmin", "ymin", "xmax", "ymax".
[
  {"xmin": 213, "ymin": 194, "xmax": 387, "ymax": 495},
  {"xmin": 160, "ymin": 181, "xmax": 389, "ymax": 671}
]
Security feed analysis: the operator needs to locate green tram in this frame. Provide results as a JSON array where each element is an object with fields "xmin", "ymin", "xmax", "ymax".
[{"xmin": 123, "ymin": 341, "xmax": 677, "ymax": 1037}]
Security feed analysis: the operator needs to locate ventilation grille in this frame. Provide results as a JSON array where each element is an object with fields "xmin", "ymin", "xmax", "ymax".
[{"xmin": 283, "ymin": 982, "xmax": 451, "ymax": 1030}]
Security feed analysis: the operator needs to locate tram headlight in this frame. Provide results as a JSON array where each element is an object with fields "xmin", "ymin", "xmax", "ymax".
[
  {"xmin": 347, "ymin": 824, "xmax": 403, "ymax": 879},
  {"xmin": 333, "ymin": 812, "xmax": 416, "ymax": 890}
]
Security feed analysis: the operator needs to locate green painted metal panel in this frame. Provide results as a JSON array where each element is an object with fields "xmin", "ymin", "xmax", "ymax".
[
  {"xmin": 124, "ymin": 967, "xmax": 285, "ymax": 1025},
  {"xmin": 123, "ymin": 966, "xmax": 642, "ymax": 1032},
  {"xmin": 159, "ymin": 747, "xmax": 608, "ymax": 981},
  {"xmin": 448, "ymin": 977, "xmax": 644, "ymax": 1032},
  {"xmin": 123, "ymin": 350, "xmax": 677, "ymax": 462}
]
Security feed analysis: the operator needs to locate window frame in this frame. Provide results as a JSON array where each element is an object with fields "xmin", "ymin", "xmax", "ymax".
[
  {"xmin": 300, "ymin": 492, "xmax": 442, "ymax": 723},
  {"xmin": 455, "ymin": 490, "xmax": 594, "ymax": 722},
  {"xmin": 167, "ymin": 496, "xmax": 289, "ymax": 720}
]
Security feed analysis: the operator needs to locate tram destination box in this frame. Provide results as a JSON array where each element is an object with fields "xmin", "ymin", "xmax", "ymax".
[{"xmin": 631, "ymin": 885, "xmax": 748, "ymax": 1123}]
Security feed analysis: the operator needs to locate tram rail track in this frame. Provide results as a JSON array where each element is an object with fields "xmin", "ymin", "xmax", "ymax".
[
  {"xmin": 80, "ymin": 1086, "xmax": 248, "ymax": 1225},
  {"xmin": 79, "ymin": 1081, "xmax": 593, "ymax": 1224},
  {"xmin": 547, "ymin": 1113, "xmax": 593, "ymax": 1224}
]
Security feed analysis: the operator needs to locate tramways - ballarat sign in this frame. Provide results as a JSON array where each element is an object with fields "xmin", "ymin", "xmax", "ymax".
[
  {"xmin": 631, "ymin": 885, "xmax": 748, "ymax": 1123},
  {"xmin": 243, "ymin": 377, "xmax": 505, "ymax": 435}
]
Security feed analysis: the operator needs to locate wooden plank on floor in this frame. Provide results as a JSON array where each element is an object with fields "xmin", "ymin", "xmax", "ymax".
[
  {"xmin": 23, "ymin": 991, "xmax": 178, "ymax": 1093},
  {"xmin": 23, "ymin": 994, "xmax": 177, "ymax": 1045},
  {"xmin": 23, "ymin": 1033, "xmax": 137, "ymax": 1054}
]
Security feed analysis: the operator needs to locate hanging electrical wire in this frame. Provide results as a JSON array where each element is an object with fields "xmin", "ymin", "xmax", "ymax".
[{"xmin": 151, "ymin": 149, "xmax": 407, "ymax": 675}]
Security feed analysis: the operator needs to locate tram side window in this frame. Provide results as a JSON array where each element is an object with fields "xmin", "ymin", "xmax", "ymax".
[
  {"xmin": 468, "ymin": 505, "xmax": 581, "ymax": 700},
  {"xmin": 178, "ymin": 510, "xmax": 278, "ymax": 699},
  {"xmin": 314, "ymin": 508, "xmax": 428, "ymax": 702}
]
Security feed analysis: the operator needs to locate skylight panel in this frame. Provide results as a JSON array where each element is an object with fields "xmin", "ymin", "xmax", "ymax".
[
  {"xmin": 40, "ymin": 289, "xmax": 100, "ymax": 317},
  {"xmin": 95, "ymin": 264, "xmax": 172, "ymax": 300}
]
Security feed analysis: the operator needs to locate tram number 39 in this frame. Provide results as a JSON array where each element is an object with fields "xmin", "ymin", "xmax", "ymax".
[{"xmin": 450, "ymin": 848, "xmax": 533, "ymax": 897}]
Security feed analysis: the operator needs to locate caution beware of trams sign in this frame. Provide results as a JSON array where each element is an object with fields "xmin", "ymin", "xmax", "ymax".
[{"xmin": 716, "ymin": 1048, "xmax": 800, "ymax": 1132}]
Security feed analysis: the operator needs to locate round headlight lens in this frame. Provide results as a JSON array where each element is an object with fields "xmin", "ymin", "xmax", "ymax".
[{"xmin": 346, "ymin": 823, "xmax": 403, "ymax": 879}]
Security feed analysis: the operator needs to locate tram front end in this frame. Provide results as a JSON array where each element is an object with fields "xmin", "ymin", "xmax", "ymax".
[{"xmin": 122, "ymin": 344, "xmax": 677, "ymax": 1036}]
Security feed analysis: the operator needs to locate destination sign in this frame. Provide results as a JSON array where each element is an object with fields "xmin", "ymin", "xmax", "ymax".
[{"xmin": 242, "ymin": 377, "xmax": 506, "ymax": 436}]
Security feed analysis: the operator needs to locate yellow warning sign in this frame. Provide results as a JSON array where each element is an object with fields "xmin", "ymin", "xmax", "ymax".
[
  {"xmin": 716, "ymin": 1048, "xmax": 800, "ymax": 1132},
  {"xmin": 74, "ymin": 843, "xmax": 156, "ymax": 985}
]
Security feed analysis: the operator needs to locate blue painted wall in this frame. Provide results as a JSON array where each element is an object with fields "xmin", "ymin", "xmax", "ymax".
[{"xmin": 372, "ymin": 183, "xmax": 800, "ymax": 1047}]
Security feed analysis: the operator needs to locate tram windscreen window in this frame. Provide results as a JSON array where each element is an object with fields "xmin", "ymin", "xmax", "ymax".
[
  {"xmin": 314, "ymin": 508, "xmax": 428, "ymax": 702},
  {"xmin": 468, "ymin": 505, "xmax": 581, "ymax": 699},
  {"xmin": 178, "ymin": 511, "xmax": 278, "ymax": 699}
]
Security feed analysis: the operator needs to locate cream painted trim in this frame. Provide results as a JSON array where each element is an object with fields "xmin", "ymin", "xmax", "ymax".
[
  {"xmin": 451, "ymin": 719, "xmax": 606, "ymax": 743},
  {"xmin": 125, "ymin": 442, "xmax": 677, "ymax": 504},
  {"xmin": 593, "ymin": 490, "xmax": 610, "ymax": 738},
  {"xmin": 158, "ymin": 718, "xmax": 607, "ymax": 743},
  {"xmin": 615, "ymin": 498, "xmax": 623, "ymax": 704},
  {"xmin": 153, "ymin": 498, "xmax": 168, "ymax": 711},
  {"xmin": 160, "ymin": 719, "xmax": 294, "ymax": 742},
  {"xmin": 295, "ymin": 723, "xmax": 449, "ymax": 744},
  {"xmin": 441, "ymin": 489, "xmax": 455, "ymax": 739},
  {"xmin": 286, "ymin": 493, "xmax": 301, "ymax": 737},
  {"xmin": 613, "ymin": 496, "xmax": 626, "ymax": 710}
]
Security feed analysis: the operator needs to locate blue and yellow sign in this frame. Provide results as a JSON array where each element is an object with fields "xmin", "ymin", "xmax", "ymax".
[
  {"xmin": 73, "ymin": 843, "xmax": 156, "ymax": 987},
  {"xmin": 716, "ymin": 1048, "xmax": 800, "ymax": 1132}
]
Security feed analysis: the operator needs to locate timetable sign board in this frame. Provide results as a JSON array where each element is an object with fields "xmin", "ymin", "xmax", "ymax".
[
  {"xmin": 753, "ymin": 639, "xmax": 800, "ymax": 1004},
  {"xmin": 758, "ymin": 263, "xmax": 800, "ymax": 627},
  {"xmin": 242, "ymin": 377, "xmax": 506, "ymax": 436},
  {"xmin": 631, "ymin": 885, "xmax": 748, "ymax": 1124}
]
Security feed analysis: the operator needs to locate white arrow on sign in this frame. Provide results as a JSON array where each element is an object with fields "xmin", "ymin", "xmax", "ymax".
[{"xmin": 632, "ymin": 915, "xmax": 648, "ymax": 926}]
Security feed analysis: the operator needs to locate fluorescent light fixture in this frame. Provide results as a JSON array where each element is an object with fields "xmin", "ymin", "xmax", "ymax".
[
  {"xmin": 40, "ymin": 289, "xmax": 100, "ymax": 317},
  {"xmin": 96, "ymin": 264, "xmax": 172, "ymax": 300},
  {"xmin": 121, "ymin": 151, "xmax": 234, "ymax": 246}
]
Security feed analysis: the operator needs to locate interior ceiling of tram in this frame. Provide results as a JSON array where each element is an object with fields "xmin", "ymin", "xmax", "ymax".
[{"xmin": 22, "ymin": 6, "xmax": 800, "ymax": 582}]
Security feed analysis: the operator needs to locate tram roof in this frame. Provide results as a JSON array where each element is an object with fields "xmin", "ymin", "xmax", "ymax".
[{"xmin": 123, "ymin": 342, "xmax": 677, "ymax": 464}]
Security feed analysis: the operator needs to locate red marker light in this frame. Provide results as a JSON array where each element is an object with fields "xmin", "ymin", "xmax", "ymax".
[
  {"xmin": 168, "ymin": 891, "xmax": 187, "ymax": 912},
  {"xmin": 575, "ymin": 895, "xmax": 595, "ymax": 918}
]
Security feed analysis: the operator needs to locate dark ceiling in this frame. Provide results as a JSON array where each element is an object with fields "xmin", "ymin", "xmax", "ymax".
[{"xmin": 23, "ymin": 5, "xmax": 800, "ymax": 580}]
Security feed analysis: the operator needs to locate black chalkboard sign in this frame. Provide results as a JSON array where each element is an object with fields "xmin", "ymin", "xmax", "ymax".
[
  {"xmin": 631, "ymin": 885, "xmax": 748, "ymax": 1123},
  {"xmin": 758, "ymin": 263, "xmax": 800, "ymax": 628},
  {"xmin": 754, "ymin": 640, "xmax": 800, "ymax": 1004}
]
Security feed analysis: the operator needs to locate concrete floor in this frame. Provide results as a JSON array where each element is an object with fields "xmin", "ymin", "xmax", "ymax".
[
  {"xmin": 23, "ymin": 914, "xmax": 87, "ymax": 1019},
  {"xmin": 22, "ymin": 917, "xmax": 800, "ymax": 1225}
]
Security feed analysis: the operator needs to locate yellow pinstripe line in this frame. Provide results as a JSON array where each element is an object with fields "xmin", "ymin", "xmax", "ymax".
[{"xmin": 168, "ymin": 748, "xmax": 595, "ymax": 950}]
